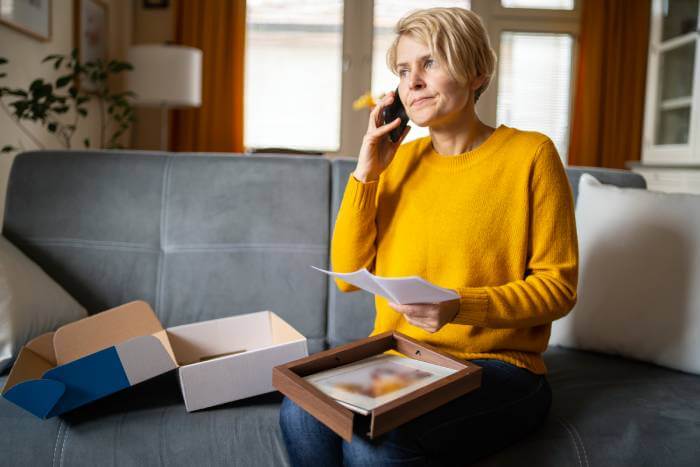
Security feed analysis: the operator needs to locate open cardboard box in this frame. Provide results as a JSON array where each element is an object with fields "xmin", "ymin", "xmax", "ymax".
[
  {"xmin": 273, "ymin": 332, "xmax": 482, "ymax": 441},
  {"xmin": 2, "ymin": 301, "xmax": 307, "ymax": 418}
]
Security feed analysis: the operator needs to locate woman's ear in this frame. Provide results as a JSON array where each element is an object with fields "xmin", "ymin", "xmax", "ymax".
[{"xmin": 470, "ymin": 74, "xmax": 488, "ymax": 91}]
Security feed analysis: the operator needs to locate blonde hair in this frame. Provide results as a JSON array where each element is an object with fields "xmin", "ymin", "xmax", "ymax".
[{"xmin": 386, "ymin": 7, "xmax": 497, "ymax": 102}]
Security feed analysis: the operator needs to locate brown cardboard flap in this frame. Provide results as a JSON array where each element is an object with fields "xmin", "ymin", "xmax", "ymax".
[
  {"xmin": 2, "ymin": 346, "xmax": 55, "ymax": 393},
  {"xmin": 53, "ymin": 301, "xmax": 165, "ymax": 365},
  {"xmin": 25, "ymin": 332, "xmax": 57, "ymax": 366}
]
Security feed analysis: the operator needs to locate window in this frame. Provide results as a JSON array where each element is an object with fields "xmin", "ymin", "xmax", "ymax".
[
  {"xmin": 244, "ymin": 0, "xmax": 580, "ymax": 159},
  {"xmin": 472, "ymin": 0, "xmax": 580, "ymax": 161},
  {"xmin": 501, "ymin": 0, "xmax": 574, "ymax": 9},
  {"xmin": 496, "ymin": 32, "xmax": 574, "ymax": 158},
  {"xmin": 244, "ymin": 0, "xmax": 343, "ymax": 152}
]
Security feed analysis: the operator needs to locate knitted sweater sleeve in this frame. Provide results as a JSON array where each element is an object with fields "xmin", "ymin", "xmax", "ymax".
[{"xmin": 330, "ymin": 175, "xmax": 380, "ymax": 292}]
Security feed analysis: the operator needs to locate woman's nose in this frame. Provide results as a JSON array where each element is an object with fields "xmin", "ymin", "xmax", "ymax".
[{"xmin": 408, "ymin": 70, "xmax": 425, "ymax": 90}]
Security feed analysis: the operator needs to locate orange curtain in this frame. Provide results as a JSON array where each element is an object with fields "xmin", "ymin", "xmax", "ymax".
[
  {"xmin": 170, "ymin": 0, "xmax": 246, "ymax": 152},
  {"xmin": 568, "ymin": 0, "xmax": 650, "ymax": 168}
]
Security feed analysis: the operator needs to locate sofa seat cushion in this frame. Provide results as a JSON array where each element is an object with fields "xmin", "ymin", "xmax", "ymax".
[
  {"xmin": 0, "ymin": 371, "xmax": 290, "ymax": 467},
  {"xmin": 2, "ymin": 347, "xmax": 698, "ymax": 466},
  {"xmin": 477, "ymin": 347, "xmax": 700, "ymax": 466}
]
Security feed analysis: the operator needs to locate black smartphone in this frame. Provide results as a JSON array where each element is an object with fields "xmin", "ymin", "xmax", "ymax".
[{"xmin": 382, "ymin": 88, "xmax": 409, "ymax": 143}]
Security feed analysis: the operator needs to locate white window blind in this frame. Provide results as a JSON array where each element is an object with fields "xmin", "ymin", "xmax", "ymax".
[
  {"xmin": 496, "ymin": 31, "xmax": 574, "ymax": 160},
  {"xmin": 500, "ymin": 0, "xmax": 574, "ymax": 9}
]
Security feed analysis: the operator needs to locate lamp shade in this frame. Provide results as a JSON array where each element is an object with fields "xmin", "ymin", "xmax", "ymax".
[{"xmin": 126, "ymin": 44, "xmax": 202, "ymax": 107}]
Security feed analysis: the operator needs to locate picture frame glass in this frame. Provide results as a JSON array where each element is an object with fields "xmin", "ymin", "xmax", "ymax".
[
  {"xmin": 305, "ymin": 354, "xmax": 457, "ymax": 414},
  {"xmin": 0, "ymin": 0, "xmax": 51, "ymax": 41}
]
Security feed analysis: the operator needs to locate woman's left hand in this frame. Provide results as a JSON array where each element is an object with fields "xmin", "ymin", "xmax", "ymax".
[{"xmin": 388, "ymin": 298, "xmax": 461, "ymax": 333}]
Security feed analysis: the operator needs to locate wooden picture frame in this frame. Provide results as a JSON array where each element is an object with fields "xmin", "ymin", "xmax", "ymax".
[
  {"xmin": 73, "ymin": 0, "xmax": 109, "ymax": 92},
  {"xmin": 273, "ymin": 332, "xmax": 482, "ymax": 441},
  {"xmin": 0, "ymin": 0, "xmax": 52, "ymax": 42}
]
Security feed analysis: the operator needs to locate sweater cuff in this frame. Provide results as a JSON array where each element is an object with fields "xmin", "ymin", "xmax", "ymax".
[
  {"xmin": 453, "ymin": 288, "xmax": 490, "ymax": 327},
  {"xmin": 347, "ymin": 174, "xmax": 379, "ymax": 210}
]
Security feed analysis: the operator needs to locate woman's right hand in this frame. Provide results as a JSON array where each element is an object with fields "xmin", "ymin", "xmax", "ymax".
[{"xmin": 353, "ymin": 91, "xmax": 410, "ymax": 183}]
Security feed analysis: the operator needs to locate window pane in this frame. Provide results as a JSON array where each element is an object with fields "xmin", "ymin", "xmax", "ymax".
[
  {"xmin": 660, "ymin": 41, "xmax": 696, "ymax": 100},
  {"xmin": 496, "ymin": 32, "xmax": 573, "ymax": 161},
  {"xmin": 657, "ymin": 107, "xmax": 691, "ymax": 145},
  {"xmin": 501, "ymin": 0, "xmax": 575, "ymax": 9},
  {"xmin": 661, "ymin": 0, "xmax": 699, "ymax": 41},
  {"xmin": 372, "ymin": 1, "xmax": 470, "ymax": 143},
  {"xmin": 245, "ymin": 0, "xmax": 343, "ymax": 151}
]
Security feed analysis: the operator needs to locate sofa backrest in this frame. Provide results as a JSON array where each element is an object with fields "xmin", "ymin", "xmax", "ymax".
[
  {"xmin": 3, "ymin": 151, "xmax": 646, "ymax": 352},
  {"xmin": 3, "ymin": 151, "xmax": 330, "ymax": 353}
]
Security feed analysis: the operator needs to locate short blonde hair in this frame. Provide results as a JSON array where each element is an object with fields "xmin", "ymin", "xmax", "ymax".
[{"xmin": 386, "ymin": 7, "xmax": 497, "ymax": 102}]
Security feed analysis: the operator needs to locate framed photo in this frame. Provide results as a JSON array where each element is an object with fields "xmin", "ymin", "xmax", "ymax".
[
  {"xmin": 73, "ymin": 0, "xmax": 109, "ymax": 91},
  {"xmin": 305, "ymin": 354, "xmax": 456, "ymax": 415},
  {"xmin": 0, "ymin": 0, "xmax": 52, "ymax": 41}
]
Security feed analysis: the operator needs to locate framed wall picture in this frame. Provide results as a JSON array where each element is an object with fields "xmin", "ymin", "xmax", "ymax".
[
  {"xmin": 73, "ymin": 0, "xmax": 109, "ymax": 92},
  {"xmin": 0, "ymin": 0, "xmax": 52, "ymax": 41}
]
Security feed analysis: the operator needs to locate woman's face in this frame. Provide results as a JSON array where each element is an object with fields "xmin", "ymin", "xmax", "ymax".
[{"xmin": 395, "ymin": 34, "xmax": 473, "ymax": 128}]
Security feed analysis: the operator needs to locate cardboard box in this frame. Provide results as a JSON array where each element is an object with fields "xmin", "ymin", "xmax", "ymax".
[
  {"xmin": 2, "ymin": 301, "xmax": 308, "ymax": 418},
  {"xmin": 273, "ymin": 332, "xmax": 482, "ymax": 441}
]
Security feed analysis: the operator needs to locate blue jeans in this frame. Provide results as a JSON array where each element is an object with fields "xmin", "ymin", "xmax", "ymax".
[{"xmin": 279, "ymin": 358, "xmax": 552, "ymax": 467}]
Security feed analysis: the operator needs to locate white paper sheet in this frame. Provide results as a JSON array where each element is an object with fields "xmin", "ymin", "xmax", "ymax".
[{"xmin": 312, "ymin": 266, "xmax": 459, "ymax": 304}]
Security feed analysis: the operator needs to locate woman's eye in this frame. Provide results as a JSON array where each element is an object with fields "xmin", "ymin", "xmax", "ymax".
[
  {"xmin": 425, "ymin": 59, "xmax": 434, "ymax": 68},
  {"xmin": 399, "ymin": 69, "xmax": 408, "ymax": 77}
]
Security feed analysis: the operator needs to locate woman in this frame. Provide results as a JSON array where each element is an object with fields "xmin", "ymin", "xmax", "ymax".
[{"xmin": 280, "ymin": 7, "xmax": 578, "ymax": 466}]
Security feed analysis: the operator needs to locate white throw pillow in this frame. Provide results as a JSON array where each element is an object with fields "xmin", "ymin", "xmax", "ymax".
[
  {"xmin": 550, "ymin": 173, "xmax": 700, "ymax": 374},
  {"xmin": 0, "ymin": 235, "xmax": 87, "ymax": 372}
]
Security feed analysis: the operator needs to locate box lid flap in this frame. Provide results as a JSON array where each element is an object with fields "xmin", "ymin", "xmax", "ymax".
[{"xmin": 53, "ymin": 301, "xmax": 165, "ymax": 365}]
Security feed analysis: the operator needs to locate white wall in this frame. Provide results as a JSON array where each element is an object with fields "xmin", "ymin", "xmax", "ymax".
[{"xmin": 0, "ymin": 0, "xmax": 131, "ymax": 225}]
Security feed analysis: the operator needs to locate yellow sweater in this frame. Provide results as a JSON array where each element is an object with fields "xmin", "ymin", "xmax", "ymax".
[{"xmin": 331, "ymin": 124, "xmax": 578, "ymax": 374}]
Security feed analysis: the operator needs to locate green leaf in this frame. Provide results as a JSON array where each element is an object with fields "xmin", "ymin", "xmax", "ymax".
[
  {"xmin": 42, "ymin": 54, "xmax": 61, "ymax": 63},
  {"xmin": 77, "ymin": 108, "xmax": 87, "ymax": 117},
  {"xmin": 76, "ymin": 96, "xmax": 90, "ymax": 105},
  {"xmin": 29, "ymin": 79, "xmax": 44, "ymax": 90},
  {"xmin": 56, "ymin": 74, "xmax": 72, "ymax": 88},
  {"xmin": 53, "ymin": 57, "xmax": 65, "ymax": 70},
  {"xmin": 7, "ymin": 89, "xmax": 28, "ymax": 97},
  {"xmin": 2, "ymin": 145, "xmax": 16, "ymax": 153},
  {"xmin": 53, "ymin": 105, "xmax": 69, "ymax": 114},
  {"xmin": 48, "ymin": 122, "xmax": 57, "ymax": 133},
  {"xmin": 0, "ymin": 57, "xmax": 8, "ymax": 65},
  {"xmin": 69, "ymin": 86, "xmax": 78, "ymax": 98},
  {"xmin": 83, "ymin": 137, "xmax": 90, "ymax": 148},
  {"xmin": 0, "ymin": 73, "xmax": 6, "ymax": 78},
  {"xmin": 71, "ymin": 48, "xmax": 78, "ymax": 60}
]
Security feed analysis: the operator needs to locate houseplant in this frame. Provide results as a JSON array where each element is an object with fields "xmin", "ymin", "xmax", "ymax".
[{"xmin": 0, "ymin": 48, "xmax": 135, "ymax": 153}]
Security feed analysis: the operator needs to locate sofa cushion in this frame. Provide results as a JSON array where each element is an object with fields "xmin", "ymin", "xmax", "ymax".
[
  {"xmin": 0, "ymin": 234, "xmax": 87, "ymax": 372},
  {"xmin": 551, "ymin": 174, "xmax": 700, "ymax": 374},
  {"xmin": 2, "ymin": 347, "xmax": 697, "ymax": 466},
  {"xmin": 477, "ymin": 346, "xmax": 700, "ymax": 466},
  {"xmin": 0, "ymin": 372, "xmax": 290, "ymax": 467},
  {"xmin": 3, "ymin": 151, "xmax": 330, "ymax": 353}
]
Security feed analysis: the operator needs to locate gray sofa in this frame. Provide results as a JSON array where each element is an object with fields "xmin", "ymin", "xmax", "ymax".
[{"xmin": 1, "ymin": 150, "xmax": 698, "ymax": 466}]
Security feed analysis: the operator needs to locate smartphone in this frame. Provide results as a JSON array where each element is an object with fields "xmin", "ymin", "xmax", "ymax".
[{"xmin": 382, "ymin": 88, "xmax": 409, "ymax": 143}]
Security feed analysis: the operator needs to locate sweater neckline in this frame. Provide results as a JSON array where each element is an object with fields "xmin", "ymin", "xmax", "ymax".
[{"xmin": 422, "ymin": 124, "xmax": 513, "ymax": 170}]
